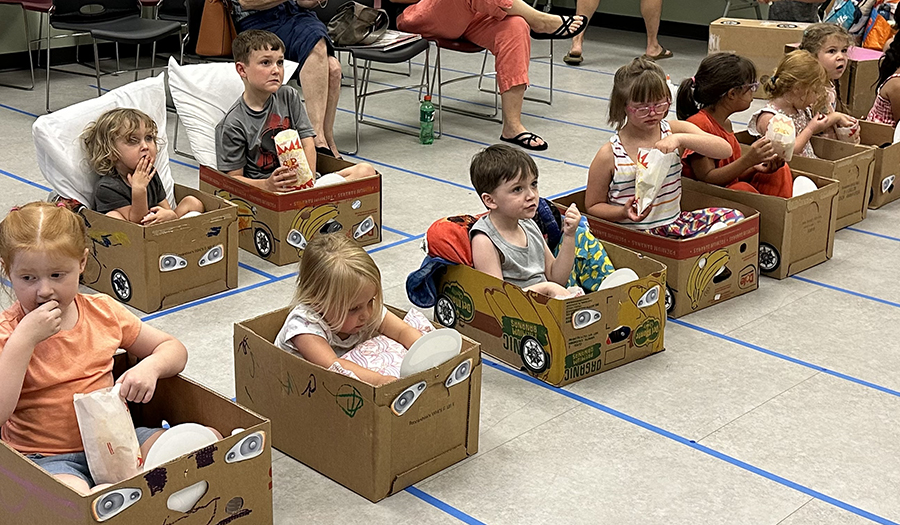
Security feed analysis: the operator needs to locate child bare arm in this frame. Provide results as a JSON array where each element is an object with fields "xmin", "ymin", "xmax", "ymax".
[
  {"xmin": 290, "ymin": 334, "xmax": 396, "ymax": 386},
  {"xmin": 379, "ymin": 311, "xmax": 422, "ymax": 350},
  {"xmin": 118, "ymin": 324, "xmax": 188, "ymax": 403},
  {"xmin": 116, "ymin": 156, "xmax": 156, "ymax": 223},
  {"xmin": 665, "ymin": 120, "xmax": 732, "ymax": 158},
  {"xmin": 471, "ymin": 233, "xmax": 504, "ymax": 280},
  {"xmin": 0, "ymin": 301, "xmax": 62, "ymax": 424},
  {"xmin": 690, "ymin": 137, "xmax": 775, "ymax": 185},
  {"xmin": 545, "ymin": 203, "xmax": 579, "ymax": 286},
  {"xmin": 585, "ymin": 144, "xmax": 650, "ymax": 222}
]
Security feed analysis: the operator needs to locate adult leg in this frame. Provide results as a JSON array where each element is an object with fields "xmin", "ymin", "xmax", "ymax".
[
  {"xmin": 500, "ymin": 0, "xmax": 584, "ymax": 35},
  {"xmin": 300, "ymin": 39, "xmax": 336, "ymax": 152},
  {"xmin": 323, "ymin": 56, "xmax": 342, "ymax": 157},
  {"xmin": 567, "ymin": 0, "xmax": 600, "ymax": 62},
  {"xmin": 640, "ymin": 0, "xmax": 669, "ymax": 58}
]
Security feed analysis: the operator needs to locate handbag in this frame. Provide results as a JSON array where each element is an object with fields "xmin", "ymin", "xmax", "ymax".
[
  {"xmin": 326, "ymin": 1, "xmax": 389, "ymax": 46},
  {"xmin": 196, "ymin": 0, "xmax": 238, "ymax": 57}
]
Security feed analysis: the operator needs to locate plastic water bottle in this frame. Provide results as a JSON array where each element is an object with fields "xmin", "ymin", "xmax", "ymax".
[{"xmin": 419, "ymin": 95, "xmax": 434, "ymax": 145}]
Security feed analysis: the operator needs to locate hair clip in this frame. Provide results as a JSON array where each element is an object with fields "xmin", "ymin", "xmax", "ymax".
[
  {"xmin": 771, "ymin": 75, "xmax": 778, "ymax": 83},
  {"xmin": 9, "ymin": 206, "xmax": 18, "ymax": 212},
  {"xmin": 56, "ymin": 201, "xmax": 66, "ymax": 207}
]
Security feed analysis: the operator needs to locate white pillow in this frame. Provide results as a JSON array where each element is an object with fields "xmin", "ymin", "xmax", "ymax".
[
  {"xmin": 32, "ymin": 74, "xmax": 175, "ymax": 208},
  {"xmin": 167, "ymin": 56, "xmax": 300, "ymax": 169}
]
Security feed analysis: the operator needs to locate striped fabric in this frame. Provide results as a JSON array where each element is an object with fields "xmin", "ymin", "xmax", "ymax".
[
  {"xmin": 608, "ymin": 120, "xmax": 682, "ymax": 230},
  {"xmin": 867, "ymin": 73, "xmax": 900, "ymax": 127}
]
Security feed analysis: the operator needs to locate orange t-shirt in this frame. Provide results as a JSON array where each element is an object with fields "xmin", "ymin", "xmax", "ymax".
[
  {"xmin": 681, "ymin": 109, "xmax": 742, "ymax": 180},
  {"xmin": 0, "ymin": 294, "xmax": 142, "ymax": 455}
]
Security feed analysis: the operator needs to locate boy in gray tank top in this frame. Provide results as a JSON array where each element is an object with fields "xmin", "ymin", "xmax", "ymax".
[{"xmin": 469, "ymin": 145, "xmax": 583, "ymax": 297}]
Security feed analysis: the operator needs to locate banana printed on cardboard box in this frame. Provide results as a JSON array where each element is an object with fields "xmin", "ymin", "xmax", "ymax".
[
  {"xmin": 199, "ymin": 155, "xmax": 382, "ymax": 267},
  {"xmin": 233, "ymin": 306, "xmax": 481, "ymax": 502},
  {"xmin": 552, "ymin": 189, "xmax": 760, "ymax": 318},
  {"xmin": 857, "ymin": 120, "xmax": 900, "ymax": 210},
  {"xmin": 74, "ymin": 185, "xmax": 239, "ymax": 314},
  {"xmin": 432, "ymin": 241, "xmax": 666, "ymax": 387},
  {"xmin": 682, "ymin": 174, "xmax": 839, "ymax": 280},
  {"xmin": 736, "ymin": 131, "xmax": 875, "ymax": 229},
  {"xmin": 0, "ymin": 353, "xmax": 273, "ymax": 525}
]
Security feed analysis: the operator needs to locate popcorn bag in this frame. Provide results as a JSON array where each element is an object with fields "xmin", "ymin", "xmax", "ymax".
[
  {"xmin": 274, "ymin": 129, "xmax": 315, "ymax": 190},
  {"xmin": 766, "ymin": 114, "xmax": 796, "ymax": 162},
  {"xmin": 835, "ymin": 119, "xmax": 861, "ymax": 145},
  {"xmin": 73, "ymin": 384, "xmax": 143, "ymax": 485},
  {"xmin": 635, "ymin": 147, "xmax": 678, "ymax": 214}
]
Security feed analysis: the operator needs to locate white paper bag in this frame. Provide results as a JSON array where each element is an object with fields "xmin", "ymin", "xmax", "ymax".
[
  {"xmin": 835, "ymin": 118, "xmax": 860, "ymax": 144},
  {"xmin": 635, "ymin": 148, "xmax": 678, "ymax": 215},
  {"xmin": 766, "ymin": 113, "xmax": 796, "ymax": 162},
  {"xmin": 73, "ymin": 384, "xmax": 143, "ymax": 485}
]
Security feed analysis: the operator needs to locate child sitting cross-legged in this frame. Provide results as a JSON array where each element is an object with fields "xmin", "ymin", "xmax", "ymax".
[
  {"xmin": 216, "ymin": 30, "xmax": 375, "ymax": 192},
  {"xmin": 469, "ymin": 144, "xmax": 582, "ymax": 298}
]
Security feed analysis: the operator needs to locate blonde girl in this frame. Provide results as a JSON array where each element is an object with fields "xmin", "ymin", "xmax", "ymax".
[
  {"xmin": 585, "ymin": 57, "xmax": 741, "ymax": 238},
  {"xmin": 82, "ymin": 108, "xmax": 204, "ymax": 225},
  {"xmin": 748, "ymin": 50, "xmax": 852, "ymax": 159},
  {"xmin": 0, "ymin": 202, "xmax": 188, "ymax": 494},
  {"xmin": 275, "ymin": 234, "xmax": 422, "ymax": 386}
]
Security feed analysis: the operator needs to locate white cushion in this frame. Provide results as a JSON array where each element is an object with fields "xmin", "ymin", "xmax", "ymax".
[
  {"xmin": 32, "ymin": 74, "xmax": 175, "ymax": 208},
  {"xmin": 167, "ymin": 56, "xmax": 300, "ymax": 169}
]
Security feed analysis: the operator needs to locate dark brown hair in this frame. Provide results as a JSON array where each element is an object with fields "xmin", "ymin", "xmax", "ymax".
[
  {"xmin": 469, "ymin": 144, "xmax": 538, "ymax": 198},
  {"xmin": 676, "ymin": 53, "xmax": 756, "ymax": 120},
  {"xmin": 232, "ymin": 29, "xmax": 285, "ymax": 64},
  {"xmin": 608, "ymin": 57, "xmax": 670, "ymax": 131}
]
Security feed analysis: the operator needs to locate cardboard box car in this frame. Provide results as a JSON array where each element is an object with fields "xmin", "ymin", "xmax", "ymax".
[
  {"xmin": 709, "ymin": 18, "xmax": 810, "ymax": 100},
  {"xmin": 553, "ymin": 189, "xmax": 760, "ymax": 318},
  {"xmin": 736, "ymin": 131, "xmax": 875, "ymax": 229},
  {"xmin": 682, "ymin": 174, "xmax": 839, "ymax": 279},
  {"xmin": 233, "ymin": 306, "xmax": 481, "ymax": 502},
  {"xmin": 858, "ymin": 120, "xmax": 900, "ymax": 209},
  {"xmin": 433, "ymin": 242, "xmax": 666, "ymax": 386},
  {"xmin": 784, "ymin": 44, "xmax": 882, "ymax": 119},
  {"xmin": 199, "ymin": 154, "xmax": 382, "ymax": 266},
  {"xmin": 0, "ymin": 353, "xmax": 272, "ymax": 525},
  {"xmin": 79, "ymin": 184, "xmax": 239, "ymax": 313}
]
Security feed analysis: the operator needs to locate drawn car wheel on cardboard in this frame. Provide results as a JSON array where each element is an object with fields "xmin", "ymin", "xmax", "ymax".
[
  {"xmin": 758, "ymin": 242, "xmax": 780, "ymax": 272},
  {"xmin": 435, "ymin": 295, "xmax": 458, "ymax": 328},
  {"xmin": 110, "ymin": 269, "xmax": 132, "ymax": 302},
  {"xmin": 664, "ymin": 285, "xmax": 675, "ymax": 314},
  {"xmin": 519, "ymin": 335, "xmax": 550, "ymax": 374},
  {"xmin": 254, "ymin": 227, "xmax": 273, "ymax": 258}
]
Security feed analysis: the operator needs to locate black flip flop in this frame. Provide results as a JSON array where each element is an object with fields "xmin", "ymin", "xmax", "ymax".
[
  {"xmin": 531, "ymin": 15, "xmax": 588, "ymax": 41},
  {"xmin": 315, "ymin": 146, "xmax": 340, "ymax": 159},
  {"xmin": 500, "ymin": 132, "xmax": 548, "ymax": 151}
]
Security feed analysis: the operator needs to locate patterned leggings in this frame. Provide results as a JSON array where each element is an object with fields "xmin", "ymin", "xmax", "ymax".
[
  {"xmin": 647, "ymin": 208, "xmax": 745, "ymax": 238},
  {"xmin": 563, "ymin": 219, "xmax": 616, "ymax": 291}
]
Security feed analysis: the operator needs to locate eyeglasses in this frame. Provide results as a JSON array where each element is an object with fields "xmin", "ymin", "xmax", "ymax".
[
  {"xmin": 626, "ymin": 100, "xmax": 671, "ymax": 118},
  {"xmin": 741, "ymin": 82, "xmax": 760, "ymax": 93}
]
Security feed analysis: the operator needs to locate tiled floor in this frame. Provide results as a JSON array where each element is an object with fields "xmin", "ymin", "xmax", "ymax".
[{"xmin": 1, "ymin": 23, "xmax": 899, "ymax": 525}]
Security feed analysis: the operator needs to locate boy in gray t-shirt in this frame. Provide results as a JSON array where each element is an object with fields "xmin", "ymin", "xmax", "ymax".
[
  {"xmin": 215, "ymin": 30, "xmax": 374, "ymax": 193},
  {"xmin": 469, "ymin": 144, "xmax": 582, "ymax": 298}
]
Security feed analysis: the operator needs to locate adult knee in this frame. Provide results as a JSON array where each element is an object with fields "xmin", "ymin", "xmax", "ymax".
[
  {"xmin": 494, "ymin": 17, "xmax": 531, "ymax": 59},
  {"xmin": 328, "ymin": 56, "xmax": 342, "ymax": 84}
]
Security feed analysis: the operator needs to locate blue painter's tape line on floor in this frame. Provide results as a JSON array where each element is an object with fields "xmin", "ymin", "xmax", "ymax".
[
  {"xmin": 170, "ymin": 157, "xmax": 200, "ymax": 170},
  {"xmin": 381, "ymin": 225, "xmax": 416, "ymax": 238},
  {"xmin": 0, "ymin": 169, "xmax": 52, "ymax": 193},
  {"xmin": 405, "ymin": 486, "xmax": 489, "ymax": 525},
  {"xmin": 670, "ymin": 318, "xmax": 900, "ymax": 399},
  {"xmin": 482, "ymin": 357, "xmax": 900, "ymax": 525},
  {"xmin": 791, "ymin": 275, "xmax": 900, "ymax": 309},
  {"xmin": 0, "ymin": 103, "xmax": 39, "ymax": 119},
  {"xmin": 367, "ymin": 234, "xmax": 423, "ymax": 254},
  {"xmin": 846, "ymin": 226, "xmax": 900, "ymax": 243},
  {"xmin": 350, "ymin": 151, "xmax": 475, "ymax": 192},
  {"xmin": 238, "ymin": 262, "xmax": 277, "ymax": 280}
]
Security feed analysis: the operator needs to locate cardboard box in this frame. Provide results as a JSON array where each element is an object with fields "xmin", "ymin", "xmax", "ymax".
[
  {"xmin": 736, "ymin": 132, "xmax": 875, "ymax": 229},
  {"xmin": 784, "ymin": 44, "xmax": 882, "ymax": 118},
  {"xmin": 434, "ymin": 242, "xmax": 666, "ymax": 386},
  {"xmin": 858, "ymin": 120, "xmax": 900, "ymax": 209},
  {"xmin": 709, "ymin": 18, "xmax": 811, "ymax": 99},
  {"xmin": 682, "ymin": 174, "xmax": 839, "ymax": 279},
  {"xmin": 0, "ymin": 354, "xmax": 273, "ymax": 525},
  {"xmin": 234, "ymin": 306, "xmax": 481, "ymax": 502},
  {"xmin": 199, "ymin": 155, "xmax": 382, "ymax": 266},
  {"xmin": 553, "ymin": 189, "xmax": 760, "ymax": 318},
  {"xmin": 80, "ymin": 184, "xmax": 239, "ymax": 313}
]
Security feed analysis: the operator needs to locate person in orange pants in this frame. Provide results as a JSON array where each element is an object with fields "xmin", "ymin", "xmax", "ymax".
[
  {"xmin": 676, "ymin": 53, "xmax": 793, "ymax": 198},
  {"xmin": 394, "ymin": 0, "xmax": 587, "ymax": 151}
]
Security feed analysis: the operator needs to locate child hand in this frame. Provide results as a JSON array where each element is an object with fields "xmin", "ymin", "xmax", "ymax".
[
  {"xmin": 372, "ymin": 374, "xmax": 397, "ymax": 386},
  {"xmin": 18, "ymin": 300, "xmax": 62, "ymax": 345},
  {"xmin": 141, "ymin": 207, "xmax": 178, "ymax": 225},
  {"xmin": 116, "ymin": 365, "xmax": 160, "ymax": 403},
  {"xmin": 747, "ymin": 137, "xmax": 776, "ymax": 165},
  {"xmin": 562, "ymin": 203, "xmax": 581, "ymax": 237},
  {"xmin": 127, "ymin": 156, "xmax": 156, "ymax": 189},
  {"xmin": 653, "ymin": 134, "xmax": 681, "ymax": 154},
  {"xmin": 622, "ymin": 196, "xmax": 651, "ymax": 222},
  {"xmin": 809, "ymin": 114, "xmax": 831, "ymax": 134},
  {"xmin": 265, "ymin": 166, "xmax": 297, "ymax": 192}
]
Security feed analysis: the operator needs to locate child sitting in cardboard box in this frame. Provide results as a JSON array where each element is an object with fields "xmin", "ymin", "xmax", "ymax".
[
  {"xmin": 276, "ymin": 233, "xmax": 423, "ymax": 386},
  {"xmin": 469, "ymin": 144, "xmax": 584, "ymax": 298},
  {"xmin": 82, "ymin": 108, "xmax": 205, "ymax": 225},
  {"xmin": 0, "ymin": 202, "xmax": 199, "ymax": 495},
  {"xmin": 215, "ymin": 30, "xmax": 375, "ymax": 192}
]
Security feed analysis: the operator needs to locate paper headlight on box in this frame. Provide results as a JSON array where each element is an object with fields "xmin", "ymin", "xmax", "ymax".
[
  {"xmin": 159, "ymin": 254, "xmax": 187, "ymax": 272},
  {"xmin": 198, "ymin": 245, "xmax": 224, "ymax": 267},
  {"xmin": 92, "ymin": 487, "xmax": 142, "ymax": 522},
  {"xmin": 391, "ymin": 381, "xmax": 426, "ymax": 416},
  {"xmin": 225, "ymin": 431, "xmax": 265, "ymax": 464},
  {"xmin": 445, "ymin": 359, "xmax": 472, "ymax": 388}
]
